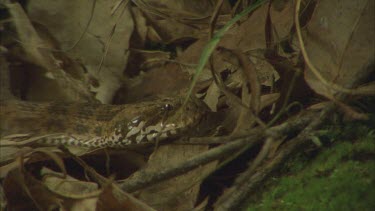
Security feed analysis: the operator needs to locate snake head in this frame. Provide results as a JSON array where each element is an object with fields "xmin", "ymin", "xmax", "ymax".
[
  {"xmin": 163, "ymin": 97, "xmax": 208, "ymax": 134},
  {"xmin": 108, "ymin": 97, "xmax": 208, "ymax": 146}
]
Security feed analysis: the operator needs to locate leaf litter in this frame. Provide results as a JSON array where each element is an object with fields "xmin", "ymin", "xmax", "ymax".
[{"xmin": 0, "ymin": 0, "xmax": 374, "ymax": 210}]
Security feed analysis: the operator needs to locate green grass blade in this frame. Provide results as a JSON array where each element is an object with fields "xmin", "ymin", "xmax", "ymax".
[{"xmin": 184, "ymin": 0, "xmax": 269, "ymax": 104}]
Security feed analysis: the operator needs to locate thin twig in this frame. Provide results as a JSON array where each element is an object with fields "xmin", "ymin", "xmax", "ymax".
[
  {"xmin": 60, "ymin": 147, "xmax": 157, "ymax": 210},
  {"xmin": 215, "ymin": 104, "xmax": 334, "ymax": 210},
  {"xmin": 118, "ymin": 110, "xmax": 316, "ymax": 192}
]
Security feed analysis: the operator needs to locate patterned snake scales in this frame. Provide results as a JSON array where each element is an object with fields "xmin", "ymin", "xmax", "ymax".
[{"xmin": 0, "ymin": 97, "xmax": 208, "ymax": 148}]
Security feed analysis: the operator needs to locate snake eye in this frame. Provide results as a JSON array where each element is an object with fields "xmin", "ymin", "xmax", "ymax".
[
  {"xmin": 127, "ymin": 116, "xmax": 141, "ymax": 129},
  {"xmin": 163, "ymin": 103, "xmax": 173, "ymax": 111},
  {"xmin": 131, "ymin": 117, "xmax": 141, "ymax": 125}
]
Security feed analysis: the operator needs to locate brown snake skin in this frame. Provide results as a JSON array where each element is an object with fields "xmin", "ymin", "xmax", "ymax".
[{"xmin": 0, "ymin": 97, "xmax": 208, "ymax": 148}]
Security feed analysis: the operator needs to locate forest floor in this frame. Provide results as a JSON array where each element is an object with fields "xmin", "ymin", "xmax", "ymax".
[{"xmin": 246, "ymin": 107, "xmax": 375, "ymax": 210}]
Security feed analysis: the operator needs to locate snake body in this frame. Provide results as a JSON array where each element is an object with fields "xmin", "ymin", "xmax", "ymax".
[{"xmin": 0, "ymin": 97, "xmax": 208, "ymax": 148}]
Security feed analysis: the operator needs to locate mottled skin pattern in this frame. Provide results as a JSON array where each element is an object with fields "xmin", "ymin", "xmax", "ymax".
[{"xmin": 0, "ymin": 97, "xmax": 208, "ymax": 148}]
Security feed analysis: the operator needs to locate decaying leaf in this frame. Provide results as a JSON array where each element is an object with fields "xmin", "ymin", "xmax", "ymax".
[
  {"xmin": 128, "ymin": 145, "xmax": 217, "ymax": 211},
  {"xmin": 7, "ymin": 3, "xmax": 93, "ymax": 102},
  {"xmin": 302, "ymin": 0, "xmax": 374, "ymax": 96},
  {"xmin": 1, "ymin": 0, "xmax": 373, "ymax": 210},
  {"xmin": 27, "ymin": 0, "xmax": 134, "ymax": 103}
]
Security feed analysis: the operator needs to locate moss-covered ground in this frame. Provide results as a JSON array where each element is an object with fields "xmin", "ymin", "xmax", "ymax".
[{"xmin": 246, "ymin": 113, "xmax": 375, "ymax": 211}]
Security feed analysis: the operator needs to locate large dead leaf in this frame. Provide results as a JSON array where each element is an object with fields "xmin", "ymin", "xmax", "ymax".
[
  {"xmin": 129, "ymin": 145, "xmax": 217, "ymax": 210},
  {"xmin": 27, "ymin": 0, "xmax": 134, "ymax": 103},
  {"xmin": 3, "ymin": 168, "xmax": 61, "ymax": 210},
  {"xmin": 219, "ymin": 1, "xmax": 294, "ymax": 51},
  {"xmin": 302, "ymin": 0, "xmax": 374, "ymax": 96},
  {"xmin": 114, "ymin": 65, "xmax": 191, "ymax": 103},
  {"xmin": 130, "ymin": 0, "xmax": 232, "ymax": 43},
  {"xmin": 6, "ymin": 3, "xmax": 94, "ymax": 102}
]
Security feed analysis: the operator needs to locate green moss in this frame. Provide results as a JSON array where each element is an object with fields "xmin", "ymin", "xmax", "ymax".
[{"xmin": 246, "ymin": 119, "xmax": 375, "ymax": 211}]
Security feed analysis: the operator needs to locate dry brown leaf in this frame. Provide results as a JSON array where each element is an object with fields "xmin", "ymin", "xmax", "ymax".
[
  {"xmin": 98, "ymin": 185, "xmax": 156, "ymax": 211},
  {"xmin": 231, "ymin": 84, "xmax": 255, "ymax": 134},
  {"xmin": 204, "ymin": 82, "xmax": 221, "ymax": 112},
  {"xmin": 219, "ymin": 0, "xmax": 294, "ymax": 51},
  {"xmin": 130, "ymin": 7, "xmax": 150, "ymax": 46},
  {"xmin": 0, "ymin": 147, "xmax": 31, "ymax": 178},
  {"xmin": 269, "ymin": 0, "xmax": 295, "ymax": 43},
  {"xmin": 0, "ymin": 56, "xmax": 14, "ymax": 100},
  {"xmin": 259, "ymin": 93, "xmax": 280, "ymax": 109},
  {"xmin": 27, "ymin": 0, "xmax": 134, "ymax": 103},
  {"xmin": 155, "ymin": 19, "xmax": 203, "ymax": 42},
  {"xmin": 130, "ymin": 0, "xmax": 229, "ymax": 43},
  {"xmin": 42, "ymin": 167, "xmax": 100, "ymax": 193},
  {"xmin": 249, "ymin": 51, "xmax": 280, "ymax": 87},
  {"xmin": 131, "ymin": 49, "xmax": 171, "ymax": 71},
  {"xmin": 177, "ymin": 37, "xmax": 216, "ymax": 81},
  {"xmin": 3, "ymin": 163, "xmax": 63, "ymax": 210},
  {"xmin": 114, "ymin": 64, "xmax": 191, "ymax": 103},
  {"xmin": 59, "ymin": 149, "xmax": 155, "ymax": 211},
  {"xmin": 302, "ymin": 0, "xmax": 374, "ymax": 96},
  {"xmin": 134, "ymin": 0, "xmax": 215, "ymax": 20},
  {"xmin": 7, "ymin": 3, "xmax": 93, "ymax": 102},
  {"xmin": 130, "ymin": 145, "xmax": 217, "ymax": 211}
]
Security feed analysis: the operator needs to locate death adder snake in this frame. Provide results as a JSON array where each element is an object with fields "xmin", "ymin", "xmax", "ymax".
[{"xmin": 0, "ymin": 97, "xmax": 208, "ymax": 148}]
